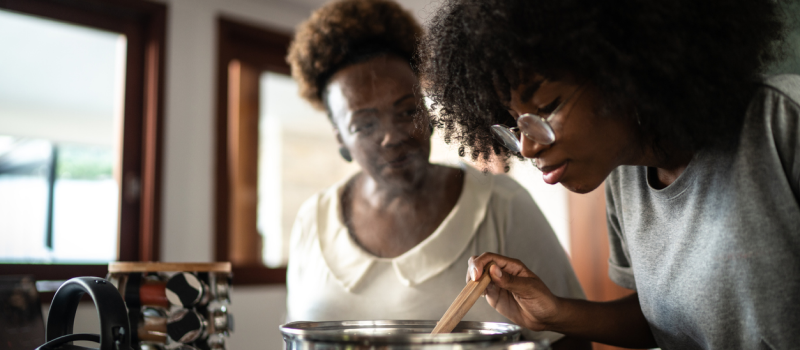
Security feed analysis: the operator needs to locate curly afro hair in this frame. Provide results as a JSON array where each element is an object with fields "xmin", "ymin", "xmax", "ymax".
[
  {"xmin": 420, "ymin": 0, "xmax": 788, "ymax": 160},
  {"xmin": 287, "ymin": 0, "xmax": 423, "ymax": 111}
]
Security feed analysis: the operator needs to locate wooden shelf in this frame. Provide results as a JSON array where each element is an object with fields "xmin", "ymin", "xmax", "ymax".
[{"xmin": 108, "ymin": 262, "xmax": 232, "ymax": 273}]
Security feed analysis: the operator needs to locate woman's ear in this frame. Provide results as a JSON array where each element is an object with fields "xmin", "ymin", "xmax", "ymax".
[
  {"xmin": 333, "ymin": 128, "xmax": 352, "ymax": 162},
  {"xmin": 333, "ymin": 127, "xmax": 346, "ymax": 146},
  {"xmin": 338, "ymin": 147, "xmax": 353, "ymax": 162}
]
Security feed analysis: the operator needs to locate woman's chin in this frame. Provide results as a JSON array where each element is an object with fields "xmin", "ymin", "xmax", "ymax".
[
  {"xmin": 561, "ymin": 178, "xmax": 603, "ymax": 194},
  {"xmin": 378, "ymin": 162, "xmax": 428, "ymax": 188}
]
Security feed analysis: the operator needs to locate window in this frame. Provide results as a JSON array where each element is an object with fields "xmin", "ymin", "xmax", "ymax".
[
  {"xmin": 0, "ymin": 10, "xmax": 125, "ymax": 263},
  {"xmin": 215, "ymin": 18, "xmax": 295, "ymax": 284},
  {"xmin": 0, "ymin": 0, "xmax": 166, "ymax": 281},
  {"xmin": 256, "ymin": 72, "xmax": 361, "ymax": 267},
  {"xmin": 217, "ymin": 17, "xmax": 364, "ymax": 283}
]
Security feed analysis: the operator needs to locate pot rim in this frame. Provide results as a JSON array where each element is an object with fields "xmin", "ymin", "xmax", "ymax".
[{"xmin": 280, "ymin": 320, "xmax": 522, "ymax": 344}]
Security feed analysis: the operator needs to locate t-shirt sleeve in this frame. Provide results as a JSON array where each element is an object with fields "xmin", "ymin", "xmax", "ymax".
[
  {"xmin": 604, "ymin": 174, "xmax": 637, "ymax": 290},
  {"xmin": 764, "ymin": 75, "xmax": 800, "ymax": 202}
]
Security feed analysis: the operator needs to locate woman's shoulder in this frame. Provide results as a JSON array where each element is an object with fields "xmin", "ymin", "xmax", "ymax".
[
  {"xmin": 762, "ymin": 74, "xmax": 800, "ymax": 104},
  {"xmin": 753, "ymin": 74, "xmax": 800, "ymax": 127},
  {"xmin": 293, "ymin": 175, "xmax": 354, "ymax": 230},
  {"xmin": 296, "ymin": 184, "xmax": 336, "ymax": 219},
  {"xmin": 453, "ymin": 162, "xmax": 528, "ymax": 201},
  {"xmin": 491, "ymin": 171, "xmax": 527, "ymax": 195},
  {"xmin": 488, "ymin": 171, "xmax": 544, "ymax": 213},
  {"xmin": 749, "ymin": 74, "xmax": 800, "ymax": 199},
  {"xmin": 746, "ymin": 74, "xmax": 800, "ymax": 154}
]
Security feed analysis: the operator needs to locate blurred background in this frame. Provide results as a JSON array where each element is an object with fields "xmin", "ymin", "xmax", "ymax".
[{"xmin": 0, "ymin": 0, "xmax": 797, "ymax": 349}]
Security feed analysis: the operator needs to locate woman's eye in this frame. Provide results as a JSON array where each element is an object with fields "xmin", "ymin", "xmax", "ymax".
[
  {"xmin": 350, "ymin": 122, "xmax": 376, "ymax": 134},
  {"xmin": 538, "ymin": 97, "xmax": 561, "ymax": 115},
  {"xmin": 401, "ymin": 108, "xmax": 417, "ymax": 118}
]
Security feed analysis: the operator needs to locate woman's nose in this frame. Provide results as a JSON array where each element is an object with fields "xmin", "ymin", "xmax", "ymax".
[
  {"xmin": 519, "ymin": 134, "xmax": 548, "ymax": 158},
  {"xmin": 379, "ymin": 123, "xmax": 411, "ymax": 148}
]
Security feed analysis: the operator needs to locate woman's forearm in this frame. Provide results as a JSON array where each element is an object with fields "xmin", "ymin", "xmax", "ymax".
[{"xmin": 548, "ymin": 293, "xmax": 657, "ymax": 348}]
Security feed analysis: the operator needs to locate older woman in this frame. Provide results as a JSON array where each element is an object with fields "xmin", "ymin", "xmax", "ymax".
[
  {"xmin": 284, "ymin": 0, "xmax": 588, "ymax": 346},
  {"xmin": 421, "ymin": 0, "xmax": 799, "ymax": 349}
]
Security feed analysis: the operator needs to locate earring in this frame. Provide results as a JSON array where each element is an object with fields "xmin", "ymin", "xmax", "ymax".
[{"xmin": 339, "ymin": 147, "xmax": 352, "ymax": 162}]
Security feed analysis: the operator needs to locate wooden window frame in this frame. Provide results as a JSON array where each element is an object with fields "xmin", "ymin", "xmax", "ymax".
[
  {"xmin": 0, "ymin": 0, "xmax": 166, "ymax": 281},
  {"xmin": 215, "ymin": 17, "xmax": 292, "ymax": 285}
]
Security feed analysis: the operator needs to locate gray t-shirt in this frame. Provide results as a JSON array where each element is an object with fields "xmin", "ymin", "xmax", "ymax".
[{"xmin": 605, "ymin": 74, "xmax": 800, "ymax": 350}]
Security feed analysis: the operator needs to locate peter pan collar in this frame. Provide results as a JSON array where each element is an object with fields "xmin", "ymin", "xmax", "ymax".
[{"xmin": 317, "ymin": 164, "xmax": 494, "ymax": 292}]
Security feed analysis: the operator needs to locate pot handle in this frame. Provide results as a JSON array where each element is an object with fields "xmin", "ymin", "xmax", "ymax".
[{"xmin": 42, "ymin": 277, "xmax": 131, "ymax": 350}]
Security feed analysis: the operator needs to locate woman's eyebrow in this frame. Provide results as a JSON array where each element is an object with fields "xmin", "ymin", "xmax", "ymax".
[
  {"xmin": 520, "ymin": 80, "xmax": 544, "ymax": 103},
  {"xmin": 350, "ymin": 94, "xmax": 415, "ymax": 116},
  {"xmin": 393, "ymin": 94, "xmax": 415, "ymax": 106},
  {"xmin": 353, "ymin": 106, "xmax": 379, "ymax": 114}
]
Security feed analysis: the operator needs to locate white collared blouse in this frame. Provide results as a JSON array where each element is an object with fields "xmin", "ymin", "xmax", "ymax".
[{"xmin": 286, "ymin": 163, "xmax": 585, "ymax": 342}]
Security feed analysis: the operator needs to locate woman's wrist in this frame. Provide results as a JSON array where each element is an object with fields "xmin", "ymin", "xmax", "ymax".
[
  {"xmin": 535, "ymin": 296, "xmax": 576, "ymax": 333},
  {"xmin": 531, "ymin": 294, "xmax": 656, "ymax": 348}
]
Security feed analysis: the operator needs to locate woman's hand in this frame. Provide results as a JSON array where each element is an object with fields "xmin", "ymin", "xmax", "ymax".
[
  {"xmin": 468, "ymin": 252, "xmax": 657, "ymax": 348},
  {"xmin": 467, "ymin": 252, "xmax": 561, "ymax": 331}
]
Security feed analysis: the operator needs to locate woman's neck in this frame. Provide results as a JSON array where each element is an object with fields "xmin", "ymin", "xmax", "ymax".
[
  {"xmin": 343, "ymin": 164, "xmax": 464, "ymax": 258},
  {"xmin": 356, "ymin": 164, "xmax": 443, "ymax": 208},
  {"xmin": 637, "ymin": 144, "xmax": 694, "ymax": 189}
]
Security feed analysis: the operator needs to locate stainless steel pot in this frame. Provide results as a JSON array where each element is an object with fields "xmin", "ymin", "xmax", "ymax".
[{"xmin": 280, "ymin": 320, "xmax": 528, "ymax": 349}]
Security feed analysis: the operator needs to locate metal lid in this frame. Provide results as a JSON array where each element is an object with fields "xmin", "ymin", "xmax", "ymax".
[{"xmin": 280, "ymin": 320, "xmax": 522, "ymax": 345}]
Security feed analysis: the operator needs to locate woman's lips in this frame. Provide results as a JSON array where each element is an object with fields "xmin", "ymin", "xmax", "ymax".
[
  {"xmin": 541, "ymin": 161, "xmax": 568, "ymax": 184},
  {"xmin": 384, "ymin": 154, "xmax": 412, "ymax": 168}
]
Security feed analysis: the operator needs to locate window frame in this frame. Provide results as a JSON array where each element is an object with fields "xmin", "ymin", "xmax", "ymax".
[
  {"xmin": 215, "ymin": 17, "xmax": 292, "ymax": 285},
  {"xmin": 0, "ymin": 0, "xmax": 166, "ymax": 279}
]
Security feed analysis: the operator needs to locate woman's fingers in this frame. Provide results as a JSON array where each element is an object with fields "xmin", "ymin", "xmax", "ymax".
[
  {"xmin": 466, "ymin": 256, "xmax": 478, "ymax": 283},
  {"xmin": 467, "ymin": 252, "xmax": 559, "ymax": 330},
  {"xmin": 469, "ymin": 252, "xmax": 533, "ymax": 282},
  {"xmin": 484, "ymin": 282, "xmax": 507, "ymax": 309},
  {"xmin": 489, "ymin": 263, "xmax": 538, "ymax": 297},
  {"xmin": 490, "ymin": 264, "xmax": 503, "ymax": 278}
]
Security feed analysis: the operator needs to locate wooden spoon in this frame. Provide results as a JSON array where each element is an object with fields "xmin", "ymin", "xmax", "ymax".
[{"xmin": 431, "ymin": 262, "xmax": 496, "ymax": 334}]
